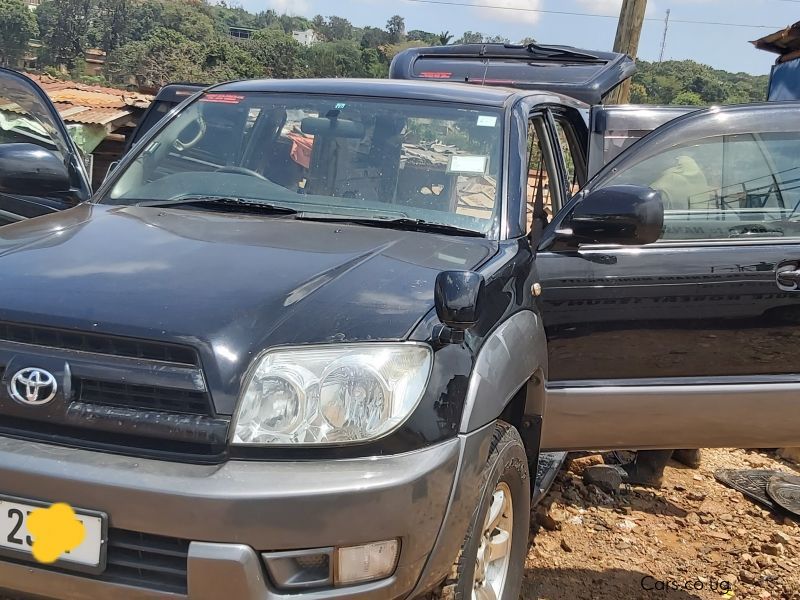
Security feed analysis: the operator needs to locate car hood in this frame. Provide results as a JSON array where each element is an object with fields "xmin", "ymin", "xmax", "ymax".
[{"xmin": 0, "ymin": 204, "xmax": 496, "ymax": 409}]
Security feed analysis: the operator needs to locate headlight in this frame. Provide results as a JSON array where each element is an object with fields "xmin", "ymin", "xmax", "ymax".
[{"xmin": 232, "ymin": 343, "xmax": 432, "ymax": 445}]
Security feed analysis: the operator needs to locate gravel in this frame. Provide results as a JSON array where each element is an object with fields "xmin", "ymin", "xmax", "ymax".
[{"xmin": 523, "ymin": 448, "xmax": 800, "ymax": 600}]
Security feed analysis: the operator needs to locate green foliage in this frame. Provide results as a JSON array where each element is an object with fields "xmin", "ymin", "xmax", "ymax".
[
  {"xmin": 632, "ymin": 60, "xmax": 769, "ymax": 105},
  {"xmin": 360, "ymin": 26, "xmax": 389, "ymax": 49},
  {"xmin": 240, "ymin": 29, "xmax": 305, "ymax": 78},
  {"xmin": 106, "ymin": 26, "xmax": 205, "ymax": 87},
  {"xmin": 386, "ymin": 15, "xmax": 405, "ymax": 43},
  {"xmin": 0, "ymin": 0, "xmax": 38, "ymax": 67},
  {"xmin": 90, "ymin": 0, "xmax": 129, "ymax": 52},
  {"xmin": 671, "ymin": 90, "xmax": 705, "ymax": 106},
  {"xmin": 407, "ymin": 29, "xmax": 438, "ymax": 45},
  {"xmin": 457, "ymin": 31, "xmax": 484, "ymax": 44},
  {"xmin": 37, "ymin": 0, "xmax": 93, "ymax": 69},
  {"xmin": 3, "ymin": 0, "xmax": 772, "ymax": 106}
]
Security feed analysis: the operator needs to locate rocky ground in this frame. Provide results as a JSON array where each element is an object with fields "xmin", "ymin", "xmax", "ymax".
[{"xmin": 523, "ymin": 448, "xmax": 800, "ymax": 600}]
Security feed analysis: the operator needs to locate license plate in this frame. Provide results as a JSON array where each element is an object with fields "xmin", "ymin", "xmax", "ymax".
[{"xmin": 0, "ymin": 496, "xmax": 106, "ymax": 572}]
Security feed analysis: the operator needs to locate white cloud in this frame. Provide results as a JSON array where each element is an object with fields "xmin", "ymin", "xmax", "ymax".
[
  {"xmin": 575, "ymin": 0, "xmax": 660, "ymax": 18},
  {"xmin": 575, "ymin": 0, "xmax": 623, "ymax": 15},
  {"xmin": 261, "ymin": 0, "xmax": 310, "ymax": 15},
  {"xmin": 472, "ymin": 0, "xmax": 543, "ymax": 25}
]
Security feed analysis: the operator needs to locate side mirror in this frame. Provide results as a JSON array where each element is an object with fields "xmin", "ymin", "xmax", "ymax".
[
  {"xmin": 0, "ymin": 143, "xmax": 71, "ymax": 197},
  {"xmin": 434, "ymin": 271, "xmax": 485, "ymax": 343},
  {"xmin": 564, "ymin": 184, "xmax": 664, "ymax": 246}
]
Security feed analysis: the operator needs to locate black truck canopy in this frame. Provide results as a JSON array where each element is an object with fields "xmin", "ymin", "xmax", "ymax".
[{"xmin": 389, "ymin": 43, "xmax": 636, "ymax": 105}]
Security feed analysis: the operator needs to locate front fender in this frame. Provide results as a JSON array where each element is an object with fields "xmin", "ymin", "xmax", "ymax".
[{"xmin": 459, "ymin": 310, "xmax": 548, "ymax": 433}]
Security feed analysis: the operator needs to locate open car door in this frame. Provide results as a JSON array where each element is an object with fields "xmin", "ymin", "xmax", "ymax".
[
  {"xmin": 539, "ymin": 102, "xmax": 800, "ymax": 451},
  {"xmin": 0, "ymin": 68, "xmax": 91, "ymax": 226}
]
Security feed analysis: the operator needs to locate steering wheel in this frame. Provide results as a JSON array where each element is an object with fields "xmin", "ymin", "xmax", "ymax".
[
  {"xmin": 215, "ymin": 166, "xmax": 269, "ymax": 180},
  {"xmin": 172, "ymin": 116, "xmax": 206, "ymax": 152}
]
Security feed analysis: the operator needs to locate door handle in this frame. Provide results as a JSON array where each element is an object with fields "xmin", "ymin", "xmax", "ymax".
[{"xmin": 776, "ymin": 265, "xmax": 800, "ymax": 290}]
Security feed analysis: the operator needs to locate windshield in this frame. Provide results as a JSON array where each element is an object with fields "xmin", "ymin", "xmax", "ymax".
[{"xmin": 105, "ymin": 92, "xmax": 504, "ymax": 235}]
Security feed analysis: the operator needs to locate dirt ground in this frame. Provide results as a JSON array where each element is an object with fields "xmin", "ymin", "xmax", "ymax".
[{"xmin": 523, "ymin": 449, "xmax": 800, "ymax": 600}]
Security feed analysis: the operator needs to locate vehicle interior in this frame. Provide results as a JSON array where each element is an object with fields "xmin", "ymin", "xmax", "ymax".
[{"xmin": 108, "ymin": 94, "xmax": 505, "ymax": 235}]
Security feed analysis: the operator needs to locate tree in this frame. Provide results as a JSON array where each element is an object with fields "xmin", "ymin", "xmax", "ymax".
[
  {"xmin": 203, "ymin": 36, "xmax": 262, "ymax": 81},
  {"xmin": 241, "ymin": 29, "xmax": 306, "ymax": 79},
  {"xmin": 456, "ymin": 31, "xmax": 483, "ymax": 44},
  {"xmin": 671, "ymin": 90, "xmax": 705, "ymax": 106},
  {"xmin": 386, "ymin": 15, "xmax": 405, "ymax": 43},
  {"xmin": 92, "ymin": 0, "xmax": 130, "ymax": 53},
  {"xmin": 361, "ymin": 26, "xmax": 389, "ymax": 49},
  {"xmin": 407, "ymin": 29, "xmax": 437, "ymax": 45},
  {"xmin": 106, "ymin": 27, "xmax": 205, "ymax": 87},
  {"xmin": 37, "ymin": 0, "xmax": 93, "ymax": 69},
  {"xmin": 326, "ymin": 16, "xmax": 353, "ymax": 41},
  {"xmin": 518, "ymin": 36, "xmax": 536, "ymax": 45},
  {"xmin": 0, "ymin": 0, "xmax": 37, "ymax": 67},
  {"xmin": 438, "ymin": 30, "xmax": 453, "ymax": 46},
  {"xmin": 484, "ymin": 34, "xmax": 510, "ymax": 44},
  {"xmin": 307, "ymin": 39, "xmax": 363, "ymax": 78}
]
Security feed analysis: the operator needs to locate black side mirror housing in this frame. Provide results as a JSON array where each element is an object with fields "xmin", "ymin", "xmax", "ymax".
[
  {"xmin": 434, "ymin": 270, "xmax": 485, "ymax": 343},
  {"xmin": 565, "ymin": 184, "xmax": 664, "ymax": 246},
  {"xmin": 0, "ymin": 143, "xmax": 71, "ymax": 197}
]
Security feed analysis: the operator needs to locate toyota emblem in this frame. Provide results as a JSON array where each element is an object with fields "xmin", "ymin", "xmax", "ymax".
[{"xmin": 9, "ymin": 368, "xmax": 58, "ymax": 406}]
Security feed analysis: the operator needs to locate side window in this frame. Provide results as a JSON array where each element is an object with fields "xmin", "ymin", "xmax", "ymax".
[
  {"xmin": 525, "ymin": 116, "xmax": 561, "ymax": 235},
  {"xmin": 552, "ymin": 117, "xmax": 585, "ymax": 198},
  {"xmin": 605, "ymin": 132, "xmax": 800, "ymax": 241}
]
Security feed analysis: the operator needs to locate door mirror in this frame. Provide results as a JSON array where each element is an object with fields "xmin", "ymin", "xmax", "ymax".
[
  {"xmin": 565, "ymin": 184, "xmax": 664, "ymax": 245},
  {"xmin": 0, "ymin": 143, "xmax": 71, "ymax": 196},
  {"xmin": 434, "ymin": 270, "xmax": 485, "ymax": 331}
]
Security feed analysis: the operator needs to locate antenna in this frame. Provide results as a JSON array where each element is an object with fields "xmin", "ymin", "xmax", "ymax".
[{"xmin": 659, "ymin": 9, "xmax": 671, "ymax": 63}]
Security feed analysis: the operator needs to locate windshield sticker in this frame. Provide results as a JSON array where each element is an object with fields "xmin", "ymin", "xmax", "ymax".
[
  {"xmin": 448, "ymin": 155, "xmax": 489, "ymax": 174},
  {"xmin": 200, "ymin": 94, "xmax": 245, "ymax": 104},
  {"xmin": 477, "ymin": 115, "xmax": 498, "ymax": 127}
]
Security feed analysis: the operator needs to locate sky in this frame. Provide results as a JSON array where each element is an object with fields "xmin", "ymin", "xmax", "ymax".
[{"xmin": 238, "ymin": 0, "xmax": 800, "ymax": 75}]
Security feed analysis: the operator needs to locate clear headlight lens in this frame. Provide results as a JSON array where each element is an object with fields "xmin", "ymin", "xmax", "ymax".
[{"xmin": 232, "ymin": 343, "xmax": 432, "ymax": 445}]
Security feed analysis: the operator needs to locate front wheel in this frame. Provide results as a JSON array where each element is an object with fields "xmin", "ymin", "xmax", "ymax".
[{"xmin": 440, "ymin": 421, "xmax": 530, "ymax": 600}]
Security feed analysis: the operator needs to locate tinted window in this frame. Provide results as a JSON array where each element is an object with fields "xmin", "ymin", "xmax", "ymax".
[{"xmin": 603, "ymin": 132, "xmax": 800, "ymax": 241}]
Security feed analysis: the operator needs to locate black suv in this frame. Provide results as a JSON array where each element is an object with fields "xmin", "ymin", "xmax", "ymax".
[{"xmin": 0, "ymin": 57, "xmax": 799, "ymax": 600}]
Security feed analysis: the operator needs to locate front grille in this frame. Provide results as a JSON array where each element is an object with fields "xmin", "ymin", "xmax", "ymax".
[
  {"xmin": 78, "ymin": 379, "xmax": 211, "ymax": 416},
  {"xmin": 0, "ymin": 322, "xmax": 199, "ymax": 366},
  {"xmin": 103, "ymin": 529, "xmax": 190, "ymax": 594}
]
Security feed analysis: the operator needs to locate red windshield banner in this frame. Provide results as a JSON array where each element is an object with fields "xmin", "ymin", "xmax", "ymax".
[{"xmin": 200, "ymin": 94, "xmax": 245, "ymax": 104}]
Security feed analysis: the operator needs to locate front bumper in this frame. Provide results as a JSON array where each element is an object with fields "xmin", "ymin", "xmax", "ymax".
[{"xmin": 0, "ymin": 434, "xmax": 466, "ymax": 600}]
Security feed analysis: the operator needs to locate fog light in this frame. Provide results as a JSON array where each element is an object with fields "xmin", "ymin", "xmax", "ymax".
[{"xmin": 336, "ymin": 539, "xmax": 399, "ymax": 585}]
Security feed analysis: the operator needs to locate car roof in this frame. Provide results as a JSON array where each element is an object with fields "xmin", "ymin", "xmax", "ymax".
[{"xmin": 212, "ymin": 78, "xmax": 520, "ymax": 107}]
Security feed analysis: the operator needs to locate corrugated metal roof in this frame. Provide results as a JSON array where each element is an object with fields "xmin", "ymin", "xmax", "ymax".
[
  {"xmin": 752, "ymin": 21, "xmax": 800, "ymax": 61},
  {"xmin": 53, "ymin": 103, "xmax": 132, "ymax": 126},
  {"xmin": 49, "ymin": 89, "xmax": 127, "ymax": 108},
  {"xmin": 15, "ymin": 74, "xmax": 154, "ymax": 127}
]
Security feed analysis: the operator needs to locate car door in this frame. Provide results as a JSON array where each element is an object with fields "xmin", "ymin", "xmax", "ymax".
[
  {"xmin": 536, "ymin": 103, "xmax": 800, "ymax": 452},
  {"xmin": 0, "ymin": 68, "xmax": 91, "ymax": 225}
]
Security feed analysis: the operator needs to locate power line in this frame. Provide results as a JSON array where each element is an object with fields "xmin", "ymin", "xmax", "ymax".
[{"xmin": 404, "ymin": 0, "xmax": 784, "ymax": 29}]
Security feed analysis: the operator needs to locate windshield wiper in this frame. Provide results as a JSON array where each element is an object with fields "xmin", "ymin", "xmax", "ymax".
[
  {"xmin": 502, "ymin": 42, "xmax": 600, "ymax": 61},
  {"xmin": 135, "ymin": 196, "xmax": 298, "ymax": 214},
  {"xmin": 296, "ymin": 213, "xmax": 486, "ymax": 237}
]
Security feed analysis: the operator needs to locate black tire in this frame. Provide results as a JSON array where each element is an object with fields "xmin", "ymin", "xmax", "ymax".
[{"xmin": 439, "ymin": 421, "xmax": 531, "ymax": 600}]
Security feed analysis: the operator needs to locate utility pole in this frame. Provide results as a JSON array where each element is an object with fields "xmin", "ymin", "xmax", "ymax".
[
  {"xmin": 607, "ymin": 0, "xmax": 648, "ymax": 104},
  {"xmin": 659, "ymin": 9, "xmax": 671, "ymax": 63}
]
